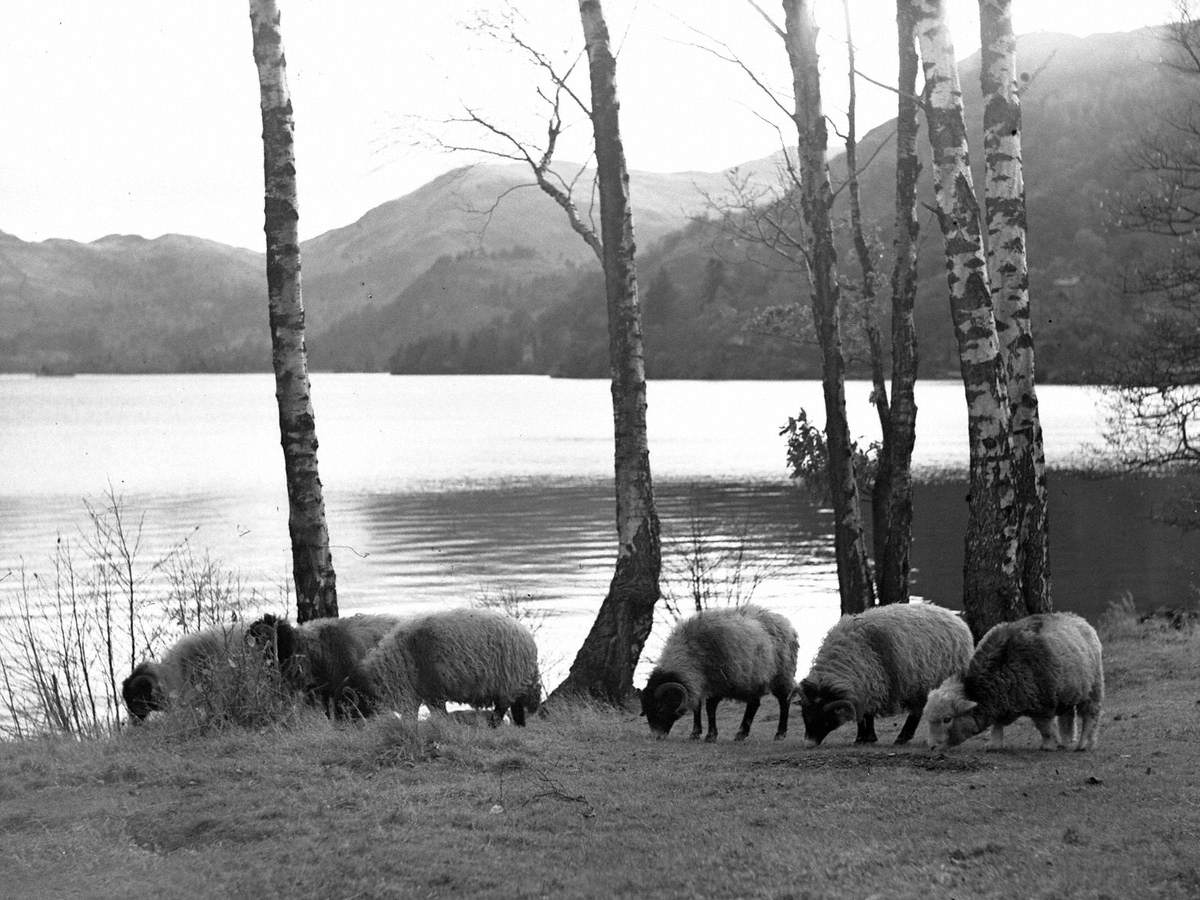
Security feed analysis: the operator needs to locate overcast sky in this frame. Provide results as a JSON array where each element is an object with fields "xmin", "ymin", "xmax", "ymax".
[{"xmin": 0, "ymin": 1, "xmax": 1176, "ymax": 251}]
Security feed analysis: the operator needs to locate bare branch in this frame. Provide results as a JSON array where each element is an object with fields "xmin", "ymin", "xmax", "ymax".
[
  {"xmin": 745, "ymin": 0, "xmax": 786, "ymax": 41},
  {"xmin": 671, "ymin": 34, "xmax": 794, "ymax": 122}
]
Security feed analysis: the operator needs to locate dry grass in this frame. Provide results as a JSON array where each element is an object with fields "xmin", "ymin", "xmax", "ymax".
[{"xmin": 1, "ymin": 614, "xmax": 1198, "ymax": 899}]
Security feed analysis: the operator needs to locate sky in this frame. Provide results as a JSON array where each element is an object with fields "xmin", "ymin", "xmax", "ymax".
[{"xmin": 0, "ymin": 1, "xmax": 1178, "ymax": 252}]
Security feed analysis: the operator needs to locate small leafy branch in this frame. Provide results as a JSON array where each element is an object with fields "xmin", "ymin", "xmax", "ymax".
[{"xmin": 780, "ymin": 407, "xmax": 880, "ymax": 501}]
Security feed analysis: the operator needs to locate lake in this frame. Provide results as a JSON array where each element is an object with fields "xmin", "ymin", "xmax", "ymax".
[{"xmin": 2, "ymin": 373, "xmax": 1197, "ymax": 688}]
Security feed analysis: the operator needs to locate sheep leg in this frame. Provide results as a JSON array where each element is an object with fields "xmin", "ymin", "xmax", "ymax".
[
  {"xmin": 510, "ymin": 702, "xmax": 527, "ymax": 727},
  {"xmin": 895, "ymin": 710, "xmax": 922, "ymax": 745},
  {"xmin": 773, "ymin": 687, "xmax": 790, "ymax": 740},
  {"xmin": 735, "ymin": 696, "xmax": 760, "ymax": 741},
  {"xmin": 704, "ymin": 697, "xmax": 720, "ymax": 743},
  {"xmin": 1076, "ymin": 699, "xmax": 1101, "ymax": 751},
  {"xmin": 985, "ymin": 724, "xmax": 1005, "ymax": 751},
  {"xmin": 690, "ymin": 708, "xmax": 703, "ymax": 740},
  {"xmin": 489, "ymin": 703, "xmax": 508, "ymax": 728},
  {"xmin": 1032, "ymin": 716, "xmax": 1060, "ymax": 751},
  {"xmin": 855, "ymin": 714, "xmax": 878, "ymax": 744},
  {"xmin": 1057, "ymin": 709, "xmax": 1076, "ymax": 748}
]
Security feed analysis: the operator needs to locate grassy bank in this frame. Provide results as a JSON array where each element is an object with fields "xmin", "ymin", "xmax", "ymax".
[{"xmin": 1, "ymin": 616, "xmax": 1197, "ymax": 900}]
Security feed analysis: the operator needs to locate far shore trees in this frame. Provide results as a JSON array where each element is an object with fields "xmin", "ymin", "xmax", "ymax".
[
  {"xmin": 1109, "ymin": 0, "xmax": 1200, "ymax": 531},
  {"xmin": 249, "ymin": 0, "xmax": 338, "ymax": 622}
]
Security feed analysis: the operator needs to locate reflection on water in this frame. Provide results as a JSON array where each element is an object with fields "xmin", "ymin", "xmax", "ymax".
[
  {"xmin": 3, "ymin": 374, "xmax": 1199, "ymax": 691},
  {"xmin": 6, "ymin": 474, "xmax": 1199, "ymax": 690}
]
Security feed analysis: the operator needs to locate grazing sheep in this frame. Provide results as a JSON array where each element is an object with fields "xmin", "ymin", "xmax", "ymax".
[
  {"xmin": 247, "ymin": 612, "xmax": 401, "ymax": 717},
  {"xmin": 925, "ymin": 612, "xmax": 1104, "ymax": 752},
  {"xmin": 350, "ymin": 608, "xmax": 542, "ymax": 726},
  {"xmin": 639, "ymin": 604, "xmax": 798, "ymax": 742},
  {"xmin": 796, "ymin": 602, "xmax": 972, "ymax": 746},
  {"xmin": 121, "ymin": 623, "xmax": 248, "ymax": 721}
]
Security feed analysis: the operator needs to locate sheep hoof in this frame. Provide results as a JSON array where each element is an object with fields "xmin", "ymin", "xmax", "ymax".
[
  {"xmin": 704, "ymin": 733, "xmax": 718, "ymax": 743},
  {"xmin": 689, "ymin": 732, "xmax": 701, "ymax": 741},
  {"xmin": 734, "ymin": 731, "xmax": 749, "ymax": 742},
  {"xmin": 774, "ymin": 731, "xmax": 786, "ymax": 741}
]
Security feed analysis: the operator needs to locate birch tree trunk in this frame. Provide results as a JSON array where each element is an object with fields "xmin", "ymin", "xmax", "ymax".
[
  {"xmin": 916, "ymin": 0, "xmax": 1021, "ymax": 638},
  {"xmin": 250, "ymin": 0, "xmax": 338, "ymax": 623},
  {"xmin": 552, "ymin": 0, "xmax": 661, "ymax": 702},
  {"xmin": 979, "ymin": 0, "xmax": 1052, "ymax": 614},
  {"xmin": 782, "ymin": 0, "xmax": 874, "ymax": 613},
  {"xmin": 840, "ymin": 0, "xmax": 893, "ymax": 594},
  {"xmin": 876, "ymin": 0, "xmax": 923, "ymax": 607}
]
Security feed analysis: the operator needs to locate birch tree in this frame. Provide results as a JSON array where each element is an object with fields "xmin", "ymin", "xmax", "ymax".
[
  {"xmin": 915, "ymin": 0, "xmax": 1022, "ymax": 638},
  {"xmin": 979, "ymin": 0, "xmax": 1052, "ymax": 613},
  {"xmin": 552, "ymin": 0, "xmax": 661, "ymax": 701},
  {"xmin": 249, "ymin": 0, "xmax": 338, "ymax": 622},
  {"xmin": 876, "ymin": 0, "xmax": 923, "ymax": 606},
  {"xmin": 772, "ymin": 0, "xmax": 875, "ymax": 613}
]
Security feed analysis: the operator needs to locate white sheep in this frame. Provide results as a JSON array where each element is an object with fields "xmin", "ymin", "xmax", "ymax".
[
  {"xmin": 639, "ymin": 604, "xmax": 798, "ymax": 742},
  {"xmin": 925, "ymin": 611, "xmax": 1104, "ymax": 752},
  {"xmin": 247, "ymin": 612, "xmax": 401, "ymax": 718},
  {"xmin": 796, "ymin": 602, "xmax": 973, "ymax": 746},
  {"xmin": 351, "ymin": 608, "xmax": 542, "ymax": 727},
  {"xmin": 121, "ymin": 623, "xmax": 248, "ymax": 721}
]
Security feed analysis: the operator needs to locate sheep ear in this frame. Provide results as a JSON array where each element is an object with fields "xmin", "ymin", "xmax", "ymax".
[{"xmin": 958, "ymin": 699, "xmax": 978, "ymax": 713}]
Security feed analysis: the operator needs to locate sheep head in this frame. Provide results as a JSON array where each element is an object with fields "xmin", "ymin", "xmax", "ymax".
[
  {"xmin": 121, "ymin": 661, "xmax": 166, "ymax": 722},
  {"xmin": 925, "ymin": 678, "xmax": 985, "ymax": 750},
  {"xmin": 247, "ymin": 614, "xmax": 297, "ymax": 667},
  {"xmin": 640, "ymin": 675, "xmax": 690, "ymax": 738},
  {"xmin": 794, "ymin": 678, "xmax": 857, "ymax": 746}
]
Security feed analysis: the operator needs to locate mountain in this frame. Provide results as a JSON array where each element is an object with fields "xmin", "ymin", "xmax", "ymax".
[
  {"xmin": 0, "ymin": 232, "xmax": 267, "ymax": 372},
  {"xmin": 0, "ymin": 160, "xmax": 771, "ymax": 373},
  {"xmin": 0, "ymin": 25, "xmax": 1185, "ymax": 378},
  {"xmin": 300, "ymin": 161, "xmax": 778, "ymax": 367},
  {"xmin": 427, "ymin": 26, "xmax": 1178, "ymax": 382},
  {"xmin": 827, "ymin": 26, "xmax": 1175, "ymax": 381}
]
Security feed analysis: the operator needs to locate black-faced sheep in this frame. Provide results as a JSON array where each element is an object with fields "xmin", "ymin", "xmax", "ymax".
[
  {"xmin": 247, "ymin": 612, "xmax": 401, "ymax": 717},
  {"xmin": 639, "ymin": 604, "xmax": 798, "ymax": 742},
  {"xmin": 925, "ymin": 611, "xmax": 1104, "ymax": 752},
  {"xmin": 121, "ymin": 623, "xmax": 248, "ymax": 721},
  {"xmin": 349, "ymin": 608, "xmax": 542, "ymax": 727},
  {"xmin": 796, "ymin": 602, "xmax": 973, "ymax": 746}
]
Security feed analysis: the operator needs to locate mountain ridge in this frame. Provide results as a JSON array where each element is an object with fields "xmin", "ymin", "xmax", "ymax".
[{"xmin": 0, "ymin": 24, "xmax": 1180, "ymax": 379}]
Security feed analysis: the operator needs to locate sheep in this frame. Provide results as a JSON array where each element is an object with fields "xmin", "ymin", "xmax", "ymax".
[
  {"xmin": 639, "ymin": 604, "xmax": 798, "ymax": 742},
  {"xmin": 121, "ymin": 623, "xmax": 248, "ymax": 721},
  {"xmin": 247, "ymin": 612, "xmax": 401, "ymax": 718},
  {"xmin": 925, "ymin": 611, "xmax": 1104, "ymax": 752},
  {"xmin": 795, "ymin": 602, "xmax": 973, "ymax": 746},
  {"xmin": 349, "ymin": 608, "xmax": 542, "ymax": 727}
]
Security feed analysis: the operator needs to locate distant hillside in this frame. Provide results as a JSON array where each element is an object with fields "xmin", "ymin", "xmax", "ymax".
[
  {"xmin": 419, "ymin": 26, "xmax": 1179, "ymax": 382},
  {"xmin": 830, "ymin": 26, "xmax": 1175, "ymax": 381},
  {"xmin": 0, "ymin": 26, "xmax": 1185, "ymax": 379},
  {"xmin": 0, "ymin": 160, "xmax": 770, "ymax": 374},
  {"xmin": 302, "ymin": 161, "xmax": 777, "ymax": 368},
  {"xmin": 0, "ymin": 232, "xmax": 267, "ymax": 372}
]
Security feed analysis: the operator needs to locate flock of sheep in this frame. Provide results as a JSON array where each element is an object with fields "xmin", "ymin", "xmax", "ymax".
[{"xmin": 121, "ymin": 600, "xmax": 1104, "ymax": 752}]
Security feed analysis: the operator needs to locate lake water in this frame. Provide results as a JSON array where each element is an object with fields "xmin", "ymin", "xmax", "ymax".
[{"xmin": 2, "ymin": 373, "xmax": 1197, "ymax": 689}]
